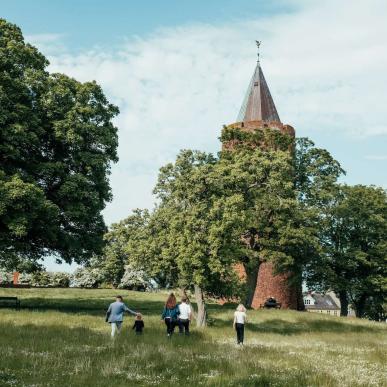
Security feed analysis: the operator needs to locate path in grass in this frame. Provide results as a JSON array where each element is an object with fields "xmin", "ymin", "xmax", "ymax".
[{"xmin": 0, "ymin": 288, "xmax": 386, "ymax": 386}]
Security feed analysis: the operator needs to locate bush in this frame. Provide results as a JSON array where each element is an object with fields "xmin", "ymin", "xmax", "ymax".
[
  {"xmin": 0, "ymin": 270, "xmax": 70, "ymax": 287},
  {"xmin": 28, "ymin": 271, "xmax": 70, "ymax": 287},
  {"xmin": 70, "ymin": 267, "xmax": 104, "ymax": 288},
  {"xmin": 50, "ymin": 272, "xmax": 70, "ymax": 287},
  {"xmin": 118, "ymin": 264, "xmax": 154, "ymax": 291},
  {"xmin": 30, "ymin": 272, "xmax": 51, "ymax": 287},
  {"xmin": 18, "ymin": 272, "xmax": 32, "ymax": 285},
  {"xmin": 0, "ymin": 269, "xmax": 12, "ymax": 284}
]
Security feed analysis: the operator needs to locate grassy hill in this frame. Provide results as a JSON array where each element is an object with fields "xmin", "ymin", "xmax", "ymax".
[{"xmin": 0, "ymin": 288, "xmax": 385, "ymax": 387}]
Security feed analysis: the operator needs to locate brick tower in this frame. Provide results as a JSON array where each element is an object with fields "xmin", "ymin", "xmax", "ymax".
[{"xmin": 224, "ymin": 42, "xmax": 301, "ymax": 310}]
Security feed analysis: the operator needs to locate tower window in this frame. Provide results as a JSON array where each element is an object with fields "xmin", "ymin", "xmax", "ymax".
[{"xmin": 254, "ymin": 81, "xmax": 259, "ymax": 86}]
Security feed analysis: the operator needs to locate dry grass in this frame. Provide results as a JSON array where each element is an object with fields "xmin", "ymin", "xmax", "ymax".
[{"xmin": 0, "ymin": 288, "xmax": 386, "ymax": 386}]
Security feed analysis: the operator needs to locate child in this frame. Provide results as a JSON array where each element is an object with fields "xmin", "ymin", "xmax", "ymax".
[
  {"xmin": 105, "ymin": 295, "xmax": 138, "ymax": 338},
  {"xmin": 233, "ymin": 304, "xmax": 247, "ymax": 345},
  {"xmin": 178, "ymin": 297, "xmax": 192, "ymax": 335},
  {"xmin": 132, "ymin": 313, "xmax": 144, "ymax": 335}
]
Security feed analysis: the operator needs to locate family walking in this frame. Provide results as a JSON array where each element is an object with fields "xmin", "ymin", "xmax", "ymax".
[
  {"xmin": 105, "ymin": 295, "xmax": 144, "ymax": 337},
  {"xmin": 105, "ymin": 293, "xmax": 247, "ymax": 345}
]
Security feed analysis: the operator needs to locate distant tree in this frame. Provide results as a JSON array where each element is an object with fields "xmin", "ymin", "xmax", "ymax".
[
  {"xmin": 26, "ymin": 271, "xmax": 70, "ymax": 287},
  {"xmin": 0, "ymin": 269, "xmax": 12, "ymax": 284},
  {"xmin": 70, "ymin": 267, "xmax": 104, "ymax": 288},
  {"xmin": 98, "ymin": 210, "xmax": 150, "ymax": 287},
  {"xmin": 0, "ymin": 19, "xmax": 119, "ymax": 268},
  {"xmin": 306, "ymin": 185, "xmax": 387, "ymax": 319},
  {"xmin": 118, "ymin": 263, "xmax": 153, "ymax": 291}
]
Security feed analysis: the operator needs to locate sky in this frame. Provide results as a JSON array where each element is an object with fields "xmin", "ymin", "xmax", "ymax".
[{"xmin": 1, "ymin": 0, "xmax": 386, "ymax": 272}]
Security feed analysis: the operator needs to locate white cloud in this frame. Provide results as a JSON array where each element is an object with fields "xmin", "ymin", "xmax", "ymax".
[
  {"xmin": 364, "ymin": 155, "xmax": 387, "ymax": 161},
  {"xmin": 27, "ymin": 0, "xmax": 387, "ymax": 226},
  {"xmin": 25, "ymin": 33, "xmax": 67, "ymax": 55}
]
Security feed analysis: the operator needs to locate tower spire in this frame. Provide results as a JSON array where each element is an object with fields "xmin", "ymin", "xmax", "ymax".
[{"xmin": 237, "ymin": 41, "xmax": 280, "ymax": 123}]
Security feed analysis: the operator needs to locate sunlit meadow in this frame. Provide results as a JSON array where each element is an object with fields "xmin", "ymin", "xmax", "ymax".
[{"xmin": 0, "ymin": 288, "xmax": 386, "ymax": 386}]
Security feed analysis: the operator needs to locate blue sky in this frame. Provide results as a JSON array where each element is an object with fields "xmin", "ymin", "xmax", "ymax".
[
  {"xmin": 2, "ymin": 0, "xmax": 295, "ymax": 49},
  {"xmin": 1, "ymin": 1, "xmax": 386, "ymax": 272}
]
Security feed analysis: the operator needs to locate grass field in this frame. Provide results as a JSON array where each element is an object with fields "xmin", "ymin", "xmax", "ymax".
[{"xmin": 0, "ymin": 288, "xmax": 386, "ymax": 387}]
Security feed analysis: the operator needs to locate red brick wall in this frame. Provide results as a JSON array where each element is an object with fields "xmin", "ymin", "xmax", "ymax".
[
  {"xmin": 13, "ymin": 272, "xmax": 19, "ymax": 285},
  {"xmin": 226, "ymin": 120, "xmax": 295, "ymax": 137},
  {"xmin": 251, "ymin": 262, "xmax": 298, "ymax": 309}
]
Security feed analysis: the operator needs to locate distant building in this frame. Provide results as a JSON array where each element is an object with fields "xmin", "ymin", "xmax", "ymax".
[{"xmin": 303, "ymin": 292, "xmax": 341, "ymax": 316}]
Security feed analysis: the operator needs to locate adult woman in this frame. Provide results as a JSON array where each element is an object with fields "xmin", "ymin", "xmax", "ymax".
[
  {"xmin": 233, "ymin": 304, "xmax": 247, "ymax": 345},
  {"xmin": 161, "ymin": 293, "xmax": 180, "ymax": 337}
]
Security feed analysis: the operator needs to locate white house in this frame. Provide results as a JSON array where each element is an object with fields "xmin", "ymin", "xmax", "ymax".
[{"xmin": 303, "ymin": 292, "xmax": 341, "ymax": 316}]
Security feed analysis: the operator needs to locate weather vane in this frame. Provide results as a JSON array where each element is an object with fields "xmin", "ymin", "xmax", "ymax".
[{"xmin": 256, "ymin": 40, "xmax": 261, "ymax": 62}]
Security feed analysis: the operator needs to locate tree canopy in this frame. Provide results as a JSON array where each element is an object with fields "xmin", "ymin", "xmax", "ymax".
[
  {"xmin": 306, "ymin": 184, "xmax": 387, "ymax": 319},
  {"xmin": 0, "ymin": 19, "xmax": 119, "ymax": 268}
]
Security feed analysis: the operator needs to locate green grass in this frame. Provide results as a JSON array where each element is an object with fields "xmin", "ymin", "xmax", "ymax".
[{"xmin": 0, "ymin": 288, "xmax": 386, "ymax": 386}]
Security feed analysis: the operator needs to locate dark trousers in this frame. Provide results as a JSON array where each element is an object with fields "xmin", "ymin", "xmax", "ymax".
[
  {"xmin": 178, "ymin": 319, "xmax": 190, "ymax": 335},
  {"xmin": 164, "ymin": 318, "xmax": 176, "ymax": 335},
  {"xmin": 235, "ymin": 323, "xmax": 245, "ymax": 344}
]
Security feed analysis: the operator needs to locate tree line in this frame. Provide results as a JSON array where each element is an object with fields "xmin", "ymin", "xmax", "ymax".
[{"xmin": 93, "ymin": 129, "xmax": 386, "ymax": 323}]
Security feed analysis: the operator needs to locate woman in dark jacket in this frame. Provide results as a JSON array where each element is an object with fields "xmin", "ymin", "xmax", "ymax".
[{"xmin": 161, "ymin": 293, "xmax": 180, "ymax": 337}]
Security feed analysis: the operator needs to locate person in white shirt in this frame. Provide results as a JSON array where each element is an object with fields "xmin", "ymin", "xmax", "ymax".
[
  {"xmin": 233, "ymin": 304, "xmax": 247, "ymax": 345},
  {"xmin": 178, "ymin": 297, "xmax": 192, "ymax": 335}
]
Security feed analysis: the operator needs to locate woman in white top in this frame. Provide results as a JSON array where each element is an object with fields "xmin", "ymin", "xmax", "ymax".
[{"xmin": 233, "ymin": 304, "xmax": 247, "ymax": 345}]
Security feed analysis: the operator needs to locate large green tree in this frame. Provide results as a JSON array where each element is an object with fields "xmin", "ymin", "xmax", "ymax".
[
  {"xmin": 307, "ymin": 185, "xmax": 387, "ymax": 319},
  {"xmin": 151, "ymin": 150, "xmax": 244, "ymax": 326},
  {"xmin": 0, "ymin": 19, "xmax": 119, "ymax": 268}
]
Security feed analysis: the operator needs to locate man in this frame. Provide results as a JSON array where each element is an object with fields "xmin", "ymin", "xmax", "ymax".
[
  {"xmin": 106, "ymin": 295, "xmax": 138, "ymax": 338},
  {"xmin": 178, "ymin": 297, "xmax": 192, "ymax": 335}
]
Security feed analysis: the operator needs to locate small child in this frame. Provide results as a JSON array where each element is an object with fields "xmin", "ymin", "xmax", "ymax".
[
  {"xmin": 132, "ymin": 313, "xmax": 144, "ymax": 335},
  {"xmin": 233, "ymin": 304, "xmax": 247, "ymax": 345}
]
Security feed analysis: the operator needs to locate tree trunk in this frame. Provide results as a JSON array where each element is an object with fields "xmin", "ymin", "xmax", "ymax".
[
  {"xmin": 244, "ymin": 263, "xmax": 259, "ymax": 308},
  {"xmin": 354, "ymin": 293, "xmax": 367, "ymax": 318},
  {"xmin": 339, "ymin": 291, "xmax": 348, "ymax": 317},
  {"xmin": 296, "ymin": 282, "xmax": 305, "ymax": 311},
  {"xmin": 194, "ymin": 284, "xmax": 207, "ymax": 327},
  {"xmin": 179, "ymin": 287, "xmax": 190, "ymax": 300},
  {"xmin": 179, "ymin": 287, "xmax": 197, "ymax": 320}
]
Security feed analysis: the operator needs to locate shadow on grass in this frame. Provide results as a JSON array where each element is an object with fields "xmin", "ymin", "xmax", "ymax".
[
  {"xmin": 15, "ymin": 296, "xmax": 235, "ymax": 317},
  {"xmin": 214, "ymin": 316, "xmax": 383, "ymax": 335},
  {"xmin": 16, "ymin": 297, "xmax": 164, "ymax": 317}
]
